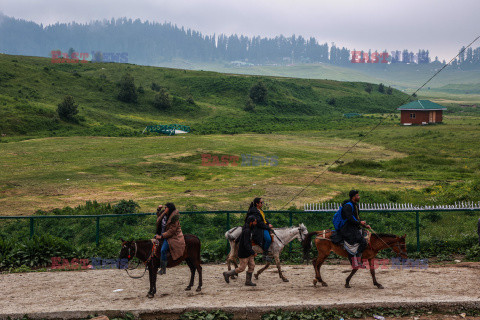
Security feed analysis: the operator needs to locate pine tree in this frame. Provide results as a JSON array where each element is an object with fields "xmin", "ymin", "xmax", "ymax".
[
  {"xmin": 378, "ymin": 83, "xmax": 385, "ymax": 93},
  {"xmin": 68, "ymin": 47, "xmax": 75, "ymax": 59}
]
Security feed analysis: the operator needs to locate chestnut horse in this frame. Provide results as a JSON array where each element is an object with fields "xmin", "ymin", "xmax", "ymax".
[
  {"xmin": 302, "ymin": 230, "xmax": 407, "ymax": 289},
  {"xmin": 119, "ymin": 234, "xmax": 202, "ymax": 298}
]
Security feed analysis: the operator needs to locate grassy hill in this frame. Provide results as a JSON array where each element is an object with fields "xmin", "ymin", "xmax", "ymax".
[
  {"xmin": 0, "ymin": 54, "xmax": 411, "ymax": 138},
  {"xmin": 153, "ymin": 59, "xmax": 480, "ymax": 92}
]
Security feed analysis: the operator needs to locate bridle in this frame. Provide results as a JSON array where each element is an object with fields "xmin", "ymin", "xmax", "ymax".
[
  {"xmin": 124, "ymin": 241, "xmax": 149, "ymax": 279},
  {"xmin": 298, "ymin": 226, "xmax": 306, "ymax": 242},
  {"xmin": 126, "ymin": 241, "xmax": 138, "ymax": 260}
]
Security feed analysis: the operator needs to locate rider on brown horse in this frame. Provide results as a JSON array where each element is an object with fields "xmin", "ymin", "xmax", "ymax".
[
  {"xmin": 333, "ymin": 190, "xmax": 370, "ymax": 269},
  {"xmin": 155, "ymin": 202, "xmax": 185, "ymax": 275}
]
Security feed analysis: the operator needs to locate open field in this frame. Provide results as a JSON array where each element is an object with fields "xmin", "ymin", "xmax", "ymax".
[
  {"xmin": 0, "ymin": 130, "xmax": 429, "ymax": 216},
  {"xmin": 1, "ymin": 263, "xmax": 479, "ymax": 319},
  {"xmin": 2, "ymin": 114, "xmax": 480, "ymax": 216}
]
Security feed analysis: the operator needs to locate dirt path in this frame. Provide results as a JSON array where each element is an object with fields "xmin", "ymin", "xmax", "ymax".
[{"xmin": 1, "ymin": 263, "xmax": 479, "ymax": 319}]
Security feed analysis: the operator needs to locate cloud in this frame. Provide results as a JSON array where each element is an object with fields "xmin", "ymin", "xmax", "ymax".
[{"xmin": 0, "ymin": 0, "xmax": 478, "ymax": 59}]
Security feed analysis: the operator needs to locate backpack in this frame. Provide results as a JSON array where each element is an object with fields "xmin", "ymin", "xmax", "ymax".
[{"xmin": 333, "ymin": 202, "xmax": 353, "ymax": 231}]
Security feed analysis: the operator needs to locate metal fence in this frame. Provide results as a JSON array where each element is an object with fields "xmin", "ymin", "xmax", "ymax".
[
  {"xmin": 303, "ymin": 201, "xmax": 480, "ymax": 252},
  {"xmin": 1, "ymin": 202, "xmax": 479, "ymax": 253}
]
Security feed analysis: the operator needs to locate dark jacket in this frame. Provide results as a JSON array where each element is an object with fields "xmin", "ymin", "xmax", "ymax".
[
  {"xmin": 246, "ymin": 207, "xmax": 271, "ymax": 231},
  {"xmin": 238, "ymin": 223, "xmax": 256, "ymax": 259},
  {"xmin": 246, "ymin": 207, "xmax": 271, "ymax": 247},
  {"xmin": 339, "ymin": 199, "xmax": 363, "ymax": 244}
]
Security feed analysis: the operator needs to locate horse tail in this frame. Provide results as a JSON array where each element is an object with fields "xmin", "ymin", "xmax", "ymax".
[{"xmin": 302, "ymin": 231, "xmax": 317, "ymax": 260}]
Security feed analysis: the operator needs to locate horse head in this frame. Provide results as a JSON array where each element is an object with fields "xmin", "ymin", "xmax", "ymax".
[
  {"xmin": 392, "ymin": 234, "xmax": 408, "ymax": 259},
  {"xmin": 297, "ymin": 223, "xmax": 309, "ymax": 242},
  {"xmin": 119, "ymin": 239, "xmax": 136, "ymax": 264}
]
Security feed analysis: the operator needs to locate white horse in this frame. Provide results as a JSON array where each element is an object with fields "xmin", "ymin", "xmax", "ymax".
[{"xmin": 225, "ymin": 224, "xmax": 308, "ymax": 282}]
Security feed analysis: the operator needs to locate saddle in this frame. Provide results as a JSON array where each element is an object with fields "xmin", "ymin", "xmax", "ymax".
[
  {"xmin": 151, "ymin": 239, "xmax": 171, "ymax": 260},
  {"xmin": 315, "ymin": 229, "xmax": 371, "ymax": 247}
]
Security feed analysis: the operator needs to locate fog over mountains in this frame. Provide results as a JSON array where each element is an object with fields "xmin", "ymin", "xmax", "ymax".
[{"xmin": 2, "ymin": 14, "xmax": 479, "ymax": 70}]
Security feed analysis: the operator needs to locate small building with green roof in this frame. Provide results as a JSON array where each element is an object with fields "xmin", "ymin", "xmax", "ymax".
[{"xmin": 397, "ymin": 100, "xmax": 447, "ymax": 125}]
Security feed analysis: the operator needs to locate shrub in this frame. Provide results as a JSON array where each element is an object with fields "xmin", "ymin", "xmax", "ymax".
[
  {"xmin": 326, "ymin": 97, "xmax": 336, "ymax": 105},
  {"xmin": 186, "ymin": 95, "xmax": 195, "ymax": 105},
  {"xmin": 465, "ymin": 245, "xmax": 480, "ymax": 261},
  {"xmin": 113, "ymin": 200, "xmax": 140, "ymax": 215},
  {"xmin": 153, "ymin": 89, "xmax": 171, "ymax": 110},
  {"xmin": 244, "ymin": 99, "xmax": 255, "ymax": 112},
  {"xmin": 249, "ymin": 81, "xmax": 268, "ymax": 104},
  {"xmin": 150, "ymin": 82, "xmax": 161, "ymax": 92},
  {"xmin": 57, "ymin": 95, "xmax": 79, "ymax": 122},
  {"xmin": 365, "ymin": 83, "xmax": 373, "ymax": 93},
  {"xmin": 180, "ymin": 310, "xmax": 232, "ymax": 320},
  {"xmin": 117, "ymin": 73, "xmax": 137, "ymax": 103}
]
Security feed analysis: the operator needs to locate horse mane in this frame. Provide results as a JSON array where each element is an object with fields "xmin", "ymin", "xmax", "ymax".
[
  {"xmin": 274, "ymin": 225, "xmax": 302, "ymax": 230},
  {"xmin": 371, "ymin": 233, "xmax": 399, "ymax": 239},
  {"xmin": 132, "ymin": 239, "xmax": 153, "ymax": 244}
]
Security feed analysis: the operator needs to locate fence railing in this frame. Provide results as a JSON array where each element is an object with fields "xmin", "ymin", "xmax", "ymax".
[
  {"xmin": 303, "ymin": 201, "xmax": 480, "ymax": 212},
  {"xmin": 303, "ymin": 202, "xmax": 480, "ymax": 252},
  {"xmin": 1, "ymin": 204, "xmax": 479, "ymax": 253}
]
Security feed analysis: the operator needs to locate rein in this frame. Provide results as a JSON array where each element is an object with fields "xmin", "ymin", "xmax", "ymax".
[
  {"xmin": 124, "ymin": 241, "xmax": 155, "ymax": 279},
  {"xmin": 271, "ymin": 229, "xmax": 285, "ymax": 246},
  {"xmin": 368, "ymin": 227, "xmax": 406, "ymax": 257}
]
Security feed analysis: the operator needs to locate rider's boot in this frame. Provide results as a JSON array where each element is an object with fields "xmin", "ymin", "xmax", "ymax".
[
  {"xmin": 222, "ymin": 269, "xmax": 237, "ymax": 283},
  {"xmin": 158, "ymin": 260, "xmax": 167, "ymax": 275},
  {"xmin": 351, "ymin": 254, "xmax": 366, "ymax": 269},
  {"xmin": 245, "ymin": 272, "xmax": 256, "ymax": 286}
]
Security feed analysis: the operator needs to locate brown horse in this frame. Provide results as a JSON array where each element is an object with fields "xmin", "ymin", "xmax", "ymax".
[
  {"xmin": 119, "ymin": 234, "xmax": 202, "ymax": 298},
  {"xmin": 302, "ymin": 230, "xmax": 407, "ymax": 289}
]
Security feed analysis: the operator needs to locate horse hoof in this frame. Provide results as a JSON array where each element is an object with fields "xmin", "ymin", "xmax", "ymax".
[
  {"xmin": 345, "ymin": 284, "xmax": 351, "ymax": 288},
  {"xmin": 322, "ymin": 282, "xmax": 328, "ymax": 287},
  {"xmin": 185, "ymin": 286, "xmax": 192, "ymax": 291},
  {"xmin": 376, "ymin": 284, "xmax": 384, "ymax": 289},
  {"xmin": 313, "ymin": 279, "xmax": 317, "ymax": 287},
  {"xmin": 196, "ymin": 287, "xmax": 202, "ymax": 292},
  {"xmin": 147, "ymin": 293, "xmax": 154, "ymax": 298},
  {"xmin": 282, "ymin": 278, "xmax": 289, "ymax": 282},
  {"xmin": 254, "ymin": 274, "xmax": 259, "ymax": 280}
]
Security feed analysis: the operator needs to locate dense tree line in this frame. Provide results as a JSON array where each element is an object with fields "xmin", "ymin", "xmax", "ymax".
[{"xmin": 1, "ymin": 14, "xmax": 479, "ymax": 68}]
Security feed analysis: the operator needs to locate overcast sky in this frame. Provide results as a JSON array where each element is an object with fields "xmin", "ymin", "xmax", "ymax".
[{"xmin": 1, "ymin": 0, "xmax": 479, "ymax": 60}]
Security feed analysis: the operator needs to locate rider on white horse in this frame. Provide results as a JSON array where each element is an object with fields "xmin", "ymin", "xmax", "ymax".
[{"xmin": 246, "ymin": 197, "xmax": 274, "ymax": 262}]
